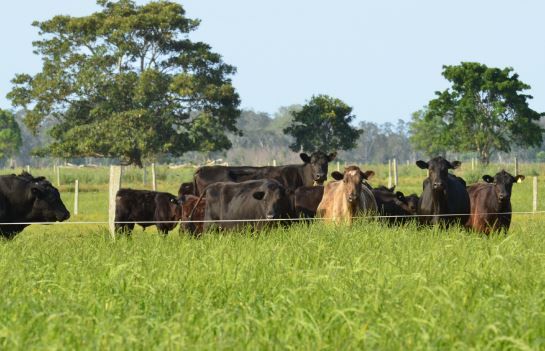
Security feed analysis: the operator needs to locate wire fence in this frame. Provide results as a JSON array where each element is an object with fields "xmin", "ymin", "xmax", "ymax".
[{"xmin": 2, "ymin": 210, "xmax": 545, "ymax": 226}]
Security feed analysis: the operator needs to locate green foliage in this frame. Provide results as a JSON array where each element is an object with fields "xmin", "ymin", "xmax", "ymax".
[
  {"xmin": 0, "ymin": 109, "xmax": 22, "ymax": 160},
  {"xmin": 7, "ymin": 0, "xmax": 240, "ymax": 167},
  {"xmin": 410, "ymin": 62, "xmax": 544, "ymax": 164},
  {"xmin": 284, "ymin": 95, "xmax": 361, "ymax": 153}
]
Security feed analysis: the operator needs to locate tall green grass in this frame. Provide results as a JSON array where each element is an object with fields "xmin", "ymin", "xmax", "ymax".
[{"xmin": 0, "ymin": 164, "xmax": 544, "ymax": 349}]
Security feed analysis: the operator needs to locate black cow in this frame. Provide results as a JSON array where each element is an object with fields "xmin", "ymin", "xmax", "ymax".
[
  {"xmin": 190, "ymin": 179, "xmax": 293, "ymax": 231},
  {"xmin": 191, "ymin": 151, "xmax": 336, "ymax": 196},
  {"xmin": 372, "ymin": 187, "xmax": 419, "ymax": 224},
  {"xmin": 416, "ymin": 157, "xmax": 470, "ymax": 226},
  {"xmin": 467, "ymin": 170, "xmax": 524, "ymax": 234},
  {"xmin": 115, "ymin": 189, "xmax": 182, "ymax": 235},
  {"xmin": 178, "ymin": 182, "xmax": 194, "ymax": 197},
  {"xmin": 293, "ymin": 185, "xmax": 324, "ymax": 218},
  {"xmin": 0, "ymin": 172, "xmax": 70, "ymax": 238}
]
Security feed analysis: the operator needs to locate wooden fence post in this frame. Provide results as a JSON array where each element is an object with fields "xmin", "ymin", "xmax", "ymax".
[
  {"xmin": 533, "ymin": 176, "xmax": 538, "ymax": 213},
  {"xmin": 74, "ymin": 179, "xmax": 79, "ymax": 215},
  {"xmin": 388, "ymin": 159, "xmax": 392, "ymax": 188},
  {"xmin": 151, "ymin": 163, "xmax": 157, "ymax": 191},
  {"xmin": 393, "ymin": 158, "xmax": 398, "ymax": 186},
  {"xmin": 108, "ymin": 166, "xmax": 122, "ymax": 239},
  {"xmin": 336, "ymin": 161, "xmax": 340, "ymax": 172},
  {"xmin": 56, "ymin": 165, "xmax": 61, "ymax": 187},
  {"xmin": 26, "ymin": 165, "xmax": 30, "ymax": 173},
  {"xmin": 515, "ymin": 157, "xmax": 519, "ymax": 176},
  {"xmin": 272, "ymin": 159, "xmax": 276, "ymax": 167},
  {"xmin": 471, "ymin": 158, "xmax": 475, "ymax": 170}
]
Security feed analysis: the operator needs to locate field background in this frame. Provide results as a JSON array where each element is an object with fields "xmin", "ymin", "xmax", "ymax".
[{"xmin": 0, "ymin": 162, "xmax": 544, "ymax": 349}]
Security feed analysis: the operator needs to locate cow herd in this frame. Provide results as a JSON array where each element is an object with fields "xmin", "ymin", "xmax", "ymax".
[{"xmin": 0, "ymin": 153, "xmax": 525, "ymax": 239}]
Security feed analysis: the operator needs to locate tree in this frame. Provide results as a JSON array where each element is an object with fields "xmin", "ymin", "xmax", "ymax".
[
  {"xmin": 409, "ymin": 109, "xmax": 450, "ymax": 158},
  {"xmin": 7, "ymin": 0, "xmax": 240, "ymax": 167},
  {"xmin": 411, "ymin": 62, "xmax": 544, "ymax": 164},
  {"xmin": 283, "ymin": 95, "xmax": 361, "ymax": 153},
  {"xmin": 0, "ymin": 109, "xmax": 22, "ymax": 161}
]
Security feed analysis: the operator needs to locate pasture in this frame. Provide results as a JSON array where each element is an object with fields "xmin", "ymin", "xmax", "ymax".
[{"xmin": 1, "ymin": 163, "xmax": 544, "ymax": 349}]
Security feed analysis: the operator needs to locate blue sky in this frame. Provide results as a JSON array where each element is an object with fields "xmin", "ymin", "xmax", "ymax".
[{"xmin": 1, "ymin": 0, "xmax": 544, "ymax": 123}]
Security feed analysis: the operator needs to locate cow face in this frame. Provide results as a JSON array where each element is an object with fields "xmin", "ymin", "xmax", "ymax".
[
  {"xmin": 403, "ymin": 194, "xmax": 420, "ymax": 214},
  {"xmin": 29, "ymin": 181, "xmax": 70, "ymax": 222},
  {"xmin": 252, "ymin": 181, "xmax": 291, "ymax": 219},
  {"xmin": 416, "ymin": 157, "xmax": 461, "ymax": 193},
  {"xmin": 300, "ymin": 151, "xmax": 337, "ymax": 185},
  {"xmin": 331, "ymin": 166, "xmax": 371, "ymax": 204},
  {"xmin": 483, "ymin": 170, "xmax": 524, "ymax": 204}
]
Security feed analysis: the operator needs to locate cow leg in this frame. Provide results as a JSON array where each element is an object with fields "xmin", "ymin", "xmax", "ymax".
[{"xmin": 115, "ymin": 223, "xmax": 134, "ymax": 236}]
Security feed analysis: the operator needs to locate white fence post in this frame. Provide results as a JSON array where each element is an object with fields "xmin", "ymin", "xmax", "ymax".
[
  {"xmin": 74, "ymin": 180, "xmax": 79, "ymax": 215},
  {"xmin": 26, "ymin": 165, "xmax": 30, "ymax": 173},
  {"xmin": 108, "ymin": 166, "xmax": 122, "ymax": 239},
  {"xmin": 272, "ymin": 159, "xmax": 277, "ymax": 167},
  {"xmin": 151, "ymin": 163, "xmax": 157, "ymax": 191},
  {"xmin": 515, "ymin": 157, "xmax": 519, "ymax": 176},
  {"xmin": 56, "ymin": 166, "xmax": 61, "ymax": 187},
  {"xmin": 388, "ymin": 159, "xmax": 392, "ymax": 188},
  {"xmin": 393, "ymin": 158, "xmax": 398, "ymax": 186},
  {"xmin": 336, "ymin": 161, "xmax": 340, "ymax": 172},
  {"xmin": 533, "ymin": 176, "xmax": 538, "ymax": 213}
]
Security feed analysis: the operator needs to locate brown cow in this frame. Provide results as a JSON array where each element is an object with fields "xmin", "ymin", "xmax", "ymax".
[
  {"xmin": 178, "ymin": 194, "xmax": 206, "ymax": 236},
  {"xmin": 467, "ymin": 170, "xmax": 525, "ymax": 234},
  {"xmin": 317, "ymin": 166, "xmax": 377, "ymax": 224}
]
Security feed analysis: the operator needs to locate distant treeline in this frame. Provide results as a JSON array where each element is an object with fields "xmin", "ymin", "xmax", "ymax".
[{"xmin": 4, "ymin": 107, "xmax": 545, "ymax": 168}]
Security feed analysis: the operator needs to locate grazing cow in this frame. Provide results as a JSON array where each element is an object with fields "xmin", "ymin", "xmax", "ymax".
[
  {"xmin": 178, "ymin": 194, "xmax": 206, "ymax": 236},
  {"xmin": 115, "ymin": 189, "xmax": 181, "ymax": 235},
  {"xmin": 191, "ymin": 151, "xmax": 336, "ymax": 195},
  {"xmin": 416, "ymin": 157, "xmax": 470, "ymax": 226},
  {"xmin": 178, "ymin": 182, "xmax": 194, "ymax": 197},
  {"xmin": 0, "ymin": 172, "xmax": 70, "ymax": 238},
  {"xmin": 372, "ymin": 187, "xmax": 419, "ymax": 224},
  {"xmin": 293, "ymin": 185, "xmax": 324, "ymax": 218},
  {"xmin": 467, "ymin": 171, "xmax": 524, "ymax": 234},
  {"xmin": 190, "ymin": 179, "xmax": 293, "ymax": 231},
  {"xmin": 317, "ymin": 166, "xmax": 377, "ymax": 224}
]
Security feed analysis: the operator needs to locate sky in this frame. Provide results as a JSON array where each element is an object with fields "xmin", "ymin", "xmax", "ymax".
[{"xmin": 1, "ymin": 0, "xmax": 544, "ymax": 123}]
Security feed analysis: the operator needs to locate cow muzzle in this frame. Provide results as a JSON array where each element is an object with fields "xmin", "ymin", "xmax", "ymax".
[{"xmin": 57, "ymin": 210, "xmax": 71, "ymax": 222}]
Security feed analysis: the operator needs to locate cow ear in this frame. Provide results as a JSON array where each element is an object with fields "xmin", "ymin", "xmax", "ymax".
[
  {"xmin": 515, "ymin": 175, "xmax": 525, "ymax": 183},
  {"xmin": 450, "ymin": 161, "xmax": 461, "ymax": 169},
  {"xmin": 389, "ymin": 186, "xmax": 396, "ymax": 192},
  {"xmin": 361, "ymin": 170, "xmax": 375, "ymax": 180},
  {"xmin": 331, "ymin": 171, "xmax": 343, "ymax": 181},
  {"xmin": 327, "ymin": 152, "xmax": 337, "ymax": 161},
  {"xmin": 482, "ymin": 175, "xmax": 494, "ymax": 183},
  {"xmin": 300, "ymin": 153, "xmax": 311, "ymax": 163},
  {"xmin": 416, "ymin": 160, "xmax": 428, "ymax": 169},
  {"xmin": 395, "ymin": 191, "xmax": 406, "ymax": 202},
  {"xmin": 252, "ymin": 191, "xmax": 265, "ymax": 200}
]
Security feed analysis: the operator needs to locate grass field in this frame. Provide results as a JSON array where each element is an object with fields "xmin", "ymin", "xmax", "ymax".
[{"xmin": 1, "ymin": 163, "xmax": 544, "ymax": 349}]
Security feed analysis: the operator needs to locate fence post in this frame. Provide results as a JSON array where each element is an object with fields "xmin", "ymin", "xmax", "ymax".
[
  {"xmin": 272, "ymin": 159, "xmax": 277, "ymax": 167},
  {"xmin": 515, "ymin": 157, "xmax": 519, "ymax": 176},
  {"xmin": 393, "ymin": 158, "xmax": 398, "ymax": 186},
  {"xmin": 533, "ymin": 176, "xmax": 538, "ymax": 213},
  {"xmin": 471, "ymin": 158, "xmax": 475, "ymax": 170},
  {"xmin": 108, "ymin": 166, "xmax": 122, "ymax": 239},
  {"xmin": 336, "ymin": 161, "xmax": 340, "ymax": 172},
  {"xmin": 26, "ymin": 165, "xmax": 30, "ymax": 173},
  {"xmin": 74, "ymin": 179, "xmax": 79, "ymax": 216},
  {"xmin": 56, "ymin": 165, "xmax": 61, "ymax": 187},
  {"xmin": 151, "ymin": 163, "xmax": 157, "ymax": 191},
  {"xmin": 388, "ymin": 159, "xmax": 392, "ymax": 188}
]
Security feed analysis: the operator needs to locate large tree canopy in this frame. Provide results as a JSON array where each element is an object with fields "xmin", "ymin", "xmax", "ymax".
[
  {"xmin": 0, "ymin": 109, "xmax": 22, "ymax": 160},
  {"xmin": 283, "ymin": 95, "xmax": 361, "ymax": 153},
  {"xmin": 7, "ymin": 0, "xmax": 240, "ymax": 166},
  {"xmin": 410, "ymin": 62, "xmax": 544, "ymax": 164}
]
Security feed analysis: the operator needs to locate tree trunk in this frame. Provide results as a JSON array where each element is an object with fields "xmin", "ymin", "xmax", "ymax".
[{"xmin": 480, "ymin": 149, "xmax": 490, "ymax": 166}]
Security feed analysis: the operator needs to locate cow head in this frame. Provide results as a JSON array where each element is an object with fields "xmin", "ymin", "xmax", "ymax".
[
  {"xmin": 252, "ymin": 181, "xmax": 291, "ymax": 220},
  {"xmin": 300, "ymin": 151, "xmax": 337, "ymax": 185},
  {"xmin": 28, "ymin": 178, "xmax": 70, "ymax": 222},
  {"xmin": 331, "ymin": 166, "xmax": 374, "ymax": 204},
  {"xmin": 402, "ymin": 193, "xmax": 419, "ymax": 214},
  {"xmin": 178, "ymin": 182, "xmax": 194, "ymax": 197},
  {"xmin": 416, "ymin": 157, "xmax": 461, "ymax": 193},
  {"xmin": 482, "ymin": 170, "xmax": 524, "ymax": 205}
]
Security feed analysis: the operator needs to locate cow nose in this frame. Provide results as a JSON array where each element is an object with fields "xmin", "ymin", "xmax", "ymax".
[
  {"xmin": 266, "ymin": 213, "xmax": 275, "ymax": 220},
  {"xmin": 433, "ymin": 182, "xmax": 444, "ymax": 190},
  {"xmin": 498, "ymin": 193, "xmax": 508, "ymax": 201}
]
